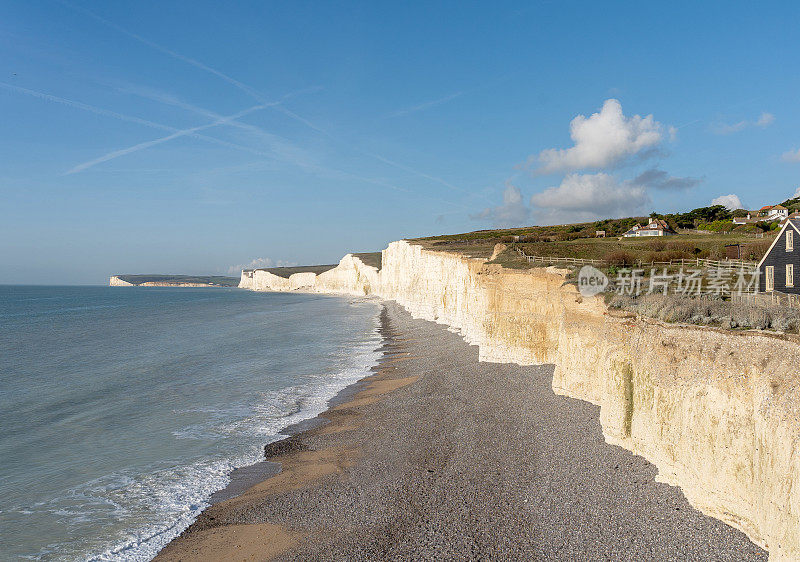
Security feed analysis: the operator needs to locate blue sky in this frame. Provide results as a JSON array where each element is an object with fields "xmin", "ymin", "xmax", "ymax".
[{"xmin": 2, "ymin": 1, "xmax": 799, "ymax": 283}]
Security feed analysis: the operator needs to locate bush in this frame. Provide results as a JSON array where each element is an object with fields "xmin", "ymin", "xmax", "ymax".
[
  {"xmin": 605, "ymin": 250, "xmax": 637, "ymax": 266},
  {"xmin": 743, "ymin": 240, "xmax": 771, "ymax": 261},
  {"xmin": 609, "ymin": 294, "xmax": 800, "ymax": 333},
  {"xmin": 698, "ymin": 219, "xmax": 734, "ymax": 233},
  {"xmin": 666, "ymin": 241, "xmax": 689, "ymax": 253}
]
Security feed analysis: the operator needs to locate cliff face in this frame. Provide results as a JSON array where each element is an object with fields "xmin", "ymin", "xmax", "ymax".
[
  {"xmin": 238, "ymin": 240, "xmax": 800, "ymax": 560},
  {"xmin": 382, "ymin": 241, "xmax": 800, "ymax": 560},
  {"xmin": 239, "ymin": 270, "xmax": 254, "ymax": 289},
  {"xmin": 109, "ymin": 276, "xmax": 134, "ymax": 286},
  {"xmin": 248, "ymin": 269, "xmax": 317, "ymax": 291},
  {"xmin": 315, "ymin": 254, "xmax": 381, "ymax": 295},
  {"xmin": 241, "ymin": 254, "xmax": 380, "ymax": 296}
]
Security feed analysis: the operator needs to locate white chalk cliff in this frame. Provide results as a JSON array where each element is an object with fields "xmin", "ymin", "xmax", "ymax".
[
  {"xmin": 240, "ymin": 240, "xmax": 800, "ymax": 560},
  {"xmin": 109, "ymin": 276, "xmax": 135, "ymax": 286}
]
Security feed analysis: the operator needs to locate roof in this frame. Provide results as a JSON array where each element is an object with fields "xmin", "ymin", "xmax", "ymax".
[
  {"xmin": 759, "ymin": 205, "xmax": 774, "ymax": 211},
  {"xmin": 643, "ymin": 218, "xmax": 673, "ymax": 231},
  {"xmin": 774, "ymin": 205, "xmax": 788, "ymax": 210}
]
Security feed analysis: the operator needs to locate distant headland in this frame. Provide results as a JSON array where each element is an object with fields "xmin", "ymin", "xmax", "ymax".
[{"xmin": 108, "ymin": 274, "xmax": 240, "ymax": 287}]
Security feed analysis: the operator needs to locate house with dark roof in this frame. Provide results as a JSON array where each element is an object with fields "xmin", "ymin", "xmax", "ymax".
[
  {"xmin": 780, "ymin": 212, "xmax": 800, "ymax": 226},
  {"xmin": 622, "ymin": 218, "xmax": 676, "ymax": 237},
  {"xmin": 758, "ymin": 218, "xmax": 800, "ymax": 293},
  {"xmin": 732, "ymin": 213, "xmax": 758, "ymax": 225}
]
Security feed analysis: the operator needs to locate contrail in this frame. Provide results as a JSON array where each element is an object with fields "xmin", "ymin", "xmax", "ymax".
[
  {"xmin": 365, "ymin": 151, "xmax": 463, "ymax": 192},
  {"xmin": 59, "ymin": 2, "xmax": 468, "ymax": 197},
  {"xmin": 66, "ymin": 104, "xmax": 268, "ymax": 174},
  {"xmin": 387, "ymin": 91, "xmax": 463, "ymax": 118},
  {"xmin": 1, "ymin": 82, "xmax": 434, "ymax": 201},
  {"xmin": 55, "ymin": 2, "xmax": 474, "ymax": 210},
  {"xmin": 0, "ymin": 82, "xmax": 279, "ymax": 159},
  {"xmin": 4, "ymin": 82, "xmax": 467, "ymax": 213},
  {"xmin": 0, "ymin": 82, "xmax": 174, "ymax": 132},
  {"xmin": 118, "ymin": 85, "xmax": 299, "ymax": 152},
  {"xmin": 57, "ymin": 0, "xmax": 272, "ymax": 104},
  {"xmin": 276, "ymin": 105, "xmax": 483, "ymax": 199},
  {"xmin": 275, "ymin": 106, "xmax": 492, "ymax": 201},
  {"xmin": 126, "ymin": 84, "xmax": 475, "ymax": 201}
]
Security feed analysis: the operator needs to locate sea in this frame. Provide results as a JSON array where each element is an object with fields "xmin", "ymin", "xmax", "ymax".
[{"xmin": 0, "ymin": 285, "xmax": 382, "ymax": 561}]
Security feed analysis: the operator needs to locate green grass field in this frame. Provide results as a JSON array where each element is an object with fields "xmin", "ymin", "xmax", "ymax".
[
  {"xmin": 516, "ymin": 232, "xmax": 769, "ymax": 262},
  {"xmin": 415, "ymin": 228, "xmax": 773, "ymax": 267}
]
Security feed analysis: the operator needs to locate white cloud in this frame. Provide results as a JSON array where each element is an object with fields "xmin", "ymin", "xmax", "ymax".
[
  {"xmin": 470, "ymin": 181, "xmax": 530, "ymax": 227},
  {"xmin": 529, "ymin": 172, "xmax": 650, "ymax": 223},
  {"xmin": 711, "ymin": 194, "xmax": 743, "ymax": 210},
  {"xmin": 712, "ymin": 112, "xmax": 775, "ymax": 135},
  {"xmin": 792, "ymin": 186, "xmax": 800, "ymax": 199},
  {"xmin": 668, "ymin": 125, "xmax": 678, "ymax": 142},
  {"xmin": 782, "ymin": 148, "xmax": 800, "ymax": 163},
  {"xmin": 227, "ymin": 257, "xmax": 296, "ymax": 275},
  {"xmin": 530, "ymin": 99, "xmax": 665, "ymax": 174},
  {"xmin": 757, "ymin": 112, "xmax": 775, "ymax": 127}
]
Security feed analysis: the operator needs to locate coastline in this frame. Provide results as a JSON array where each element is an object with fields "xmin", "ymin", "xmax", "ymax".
[
  {"xmin": 155, "ymin": 301, "xmax": 766, "ymax": 561},
  {"xmin": 206, "ymin": 337, "xmax": 386, "ymax": 507},
  {"xmin": 155, "ymin": 304, "xmax": 403, "ymax": 561},
  {"xmin": 74, "ymin": 291, "xmax": 384, "ymax": 561}
]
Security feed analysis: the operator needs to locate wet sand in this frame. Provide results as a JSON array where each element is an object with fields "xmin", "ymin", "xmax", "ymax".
[{"xmin": 156, "ymin": 302, "xmax": 767, "ymax": 561}]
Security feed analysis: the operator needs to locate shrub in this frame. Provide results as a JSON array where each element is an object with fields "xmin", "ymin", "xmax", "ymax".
[
  {"xmin": 608, "ymin": 293, "xmax": 800, "ymax": 333},
  {"xmin": 666, "ymin": 241, "xmax": 698, "ymax": 254},
  {"xmin": 744, "ymin": 240, "xmax": 772, "ymax": 261},
  {"xmin": 698, "ymin": 219, "xmax": 733, "ymax": 233},
  {"xmin": 605, "ymin": 250, "xmax": 637, "ymax": 267},
  {"xmin": 643, "ymin": 251, "xmax": 661, "ymax": 264}
]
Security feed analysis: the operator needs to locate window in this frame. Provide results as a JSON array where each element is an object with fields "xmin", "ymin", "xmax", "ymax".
[
  {"xmin": 787, "ymin": 264, "xmax": 794, "ymax": 288},
  {"xmin": 787, "ymin": 230, "xmax": 794, "ymax": 252},
  {"xmin": 766, "ymin": 266, "xmax": 774, "ymax": 291}
]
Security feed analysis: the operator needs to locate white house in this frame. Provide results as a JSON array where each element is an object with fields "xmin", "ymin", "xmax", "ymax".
[{"xmin": 758, "ymin": 205, "xmax": 789, "ymax": 221}]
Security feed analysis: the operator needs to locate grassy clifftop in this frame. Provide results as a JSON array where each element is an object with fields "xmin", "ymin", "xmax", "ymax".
[
  {"xmin": 255, "ymin": 265, "xmax": 338, "ymax": 279},
  {"xmin": 352, "ymin": 252, "xmax": 382, "ymax": 270},
  {"xmin": 415, "ymin": 224, "xmax": 771, "ymax": 265}
]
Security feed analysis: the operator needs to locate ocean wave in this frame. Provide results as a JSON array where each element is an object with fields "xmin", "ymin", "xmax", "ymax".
[{"xmin": 76, "ymin": 314, "xmax": 383, "ymax": 561}]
